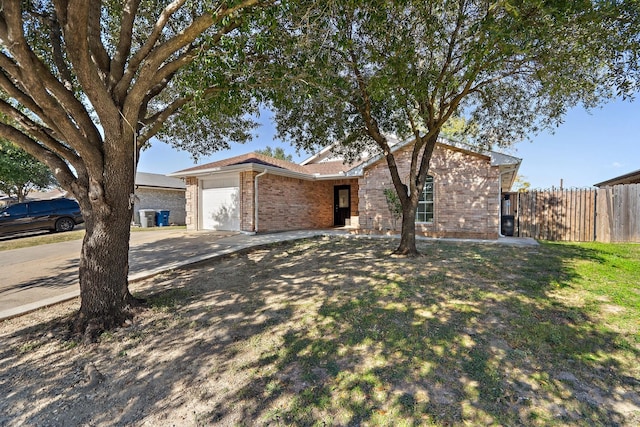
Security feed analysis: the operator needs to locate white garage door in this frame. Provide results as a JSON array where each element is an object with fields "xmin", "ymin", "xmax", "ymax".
[{"xmin": 202, "ymin": 187, "xmax": 240, "ymax": 231}]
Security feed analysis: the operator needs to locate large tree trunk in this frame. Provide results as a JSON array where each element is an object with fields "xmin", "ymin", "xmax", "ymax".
[
  {"xmin": 388, "ymin": 134, "xmax": 438, "ymax": 257},
  {"xmin": 395, "ymin": 198, "xmax": 419, "ymax": 256},
  {"xmin": 74, "ymin": 195, "xmax": 134, "ymax": 339},
  {"xmin": 73, "ymin": 134, "xmax": 139, "ymax": 340}
]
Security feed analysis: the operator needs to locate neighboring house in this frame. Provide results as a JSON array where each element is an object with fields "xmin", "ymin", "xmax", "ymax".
[
  {"xmin": 594, "ymin": 169, "xmax": 640, "ymax": 187},
  {"xmin": 170, "ymin": 137, "xmax": 521, "ymax": 239},
  {"xmin": 133, "ymin": 172, "xmax": 186, "ymax": 226},
  {"xmin": 1, "ymin": 174, "xmax": 186, "ymax": 225},
  {"xmin": 1, "ymin": 188, "xmax": 68, "ymax": 206},
  {"xmin": 0, "ymin": 192, "xmax": 10, "ymax": 207},
  {"xmin": 25, "ymin": 188, "xmax": 68, "ymax": 200}
]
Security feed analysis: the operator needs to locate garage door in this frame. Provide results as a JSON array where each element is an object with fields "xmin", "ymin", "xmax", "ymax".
[{"xmin": 201, "ymin": 187, "xmax": 240, "ymax": 231}]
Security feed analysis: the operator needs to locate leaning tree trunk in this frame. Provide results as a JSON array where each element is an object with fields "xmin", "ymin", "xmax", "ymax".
[{"xmin": 395, "ymin": 201, "xmax": 419, "ymax": 256}]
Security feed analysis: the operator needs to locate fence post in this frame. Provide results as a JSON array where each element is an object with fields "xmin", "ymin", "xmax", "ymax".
[{"xmin": 593, "ymin": 189, "xmax": 597, "ymax": 242}]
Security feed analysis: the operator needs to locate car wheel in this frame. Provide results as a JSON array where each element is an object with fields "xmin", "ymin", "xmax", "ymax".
[{"xmin": 55, "ymin": 217, "xmax": 75, "ymax": 232}]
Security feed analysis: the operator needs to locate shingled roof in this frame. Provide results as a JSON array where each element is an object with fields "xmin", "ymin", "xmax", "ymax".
[
  {"xmin": 302, "ymin": 160, "xmax": 359, "ymax": 175},
  {"xmin": 173, "ymin": 152, "xmax": 310, "ymax": 175}
]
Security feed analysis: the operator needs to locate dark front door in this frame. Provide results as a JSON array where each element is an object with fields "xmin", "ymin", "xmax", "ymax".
[{"xmin": 334, "ymin": 185, "xmax": 350, "ymax": 226}]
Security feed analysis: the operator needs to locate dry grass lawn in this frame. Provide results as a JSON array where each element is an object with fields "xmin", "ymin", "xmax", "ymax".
[{"xmin": 1, "ymin": 236, "xmax": 639, "ymax": 426}]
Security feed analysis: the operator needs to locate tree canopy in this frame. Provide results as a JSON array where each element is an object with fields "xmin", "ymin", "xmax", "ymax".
[
  {"xmin": 267, "ymin": 0, "xmax": 639, "ymax": 254},
  {"xmin": 0, "ymin": 139, "xmax": 57, "ymax": 201},
  {"xmin": 255, "ymin": 145, "xmax": 293, "ymax": 161}
]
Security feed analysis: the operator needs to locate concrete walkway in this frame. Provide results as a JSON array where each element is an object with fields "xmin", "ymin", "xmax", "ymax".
[{"xmin": 0, "ymin": 229, "xmax": 537, "ymax": 321}]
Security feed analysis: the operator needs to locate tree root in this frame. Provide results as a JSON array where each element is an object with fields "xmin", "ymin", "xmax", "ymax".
[
  {"xmin": 392, "ymin": 247, "xmax": 421, "ymax": 257},
  {"xmin": 69, "ymin": 290, "xmax": 152, "ymax": 343},
  {"xmin": 83, "ymin": 363, "xmax": 105, "ymax": 388}
]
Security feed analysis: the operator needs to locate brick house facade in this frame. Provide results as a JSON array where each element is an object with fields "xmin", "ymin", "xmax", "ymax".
[
  {"xmin": 172, "ymin": 138, "xmax": 520, "ymax": 239},
  {"xmin": 358, "ymin": 143, "xmax": 501, "ymax": 239}
]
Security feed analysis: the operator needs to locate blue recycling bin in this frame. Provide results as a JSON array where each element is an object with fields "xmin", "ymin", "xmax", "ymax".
[{"xmin": 155, "ymin": 210, "xmax": 170, "ymax": 226}]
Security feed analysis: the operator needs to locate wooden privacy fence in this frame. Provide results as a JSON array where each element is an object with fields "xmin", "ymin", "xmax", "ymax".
[{"xmin": 514, "ymin": 184, "xmax": 640, "ymax": 243}]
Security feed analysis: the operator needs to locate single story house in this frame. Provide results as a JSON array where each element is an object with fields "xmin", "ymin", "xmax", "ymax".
[
  {"xmin": 133, "ymin": 172, "xmax": 186, "ymax": 226},
  {"xmin": 594, "ymin": 169, "xmax": 640, "ymax": 187},
  {"xmin": 170, "ymin": 137, "xmax": 521, "ymax": 239}
]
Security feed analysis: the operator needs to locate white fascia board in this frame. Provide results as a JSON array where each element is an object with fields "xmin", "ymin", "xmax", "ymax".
[
  {"xmin": 499, "ymin": 163, "xmax": 521, "ymax": 191},
  {"xmin": 313, "ymin": 172, "xmax": 361, "ymax": 180},
  {"xmin": 168, "ymin": 164, "xmax": 253, "ymax": 178},
  {"xmin": 490, "ymin": 151, "xmax": 522, "ymax": 167},
  {"xmin": 299, "ymin": 144, "xmax": 336, "ymax": 165},
  {"xmin": 252, "ymin": 165, "xmax": 360, "ymax": 181},
  {"xmin": 135, "ymin": 185, "xmax": 186, "ymax": 191}
]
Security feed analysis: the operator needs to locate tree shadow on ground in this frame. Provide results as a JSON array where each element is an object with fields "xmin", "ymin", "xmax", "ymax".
[
  {"xmin": 1, "ymin": 257, "xmax": 79, "ymax": 293},
  {"xmin": 1, "ymin": 237, "xmax": 639, "ymax": 426}
]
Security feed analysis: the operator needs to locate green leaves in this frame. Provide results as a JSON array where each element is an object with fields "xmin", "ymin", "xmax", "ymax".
[
  {"xmin": 0, "ymin": 140, "xmax": 57, "ymax": 201},
  {"xmin": 255, "ymin": 145, "xmax": 294, "ymax": 161},
  {"xmin": 266, "ymin": 0, "xmax": 629, "ymax": 152}
]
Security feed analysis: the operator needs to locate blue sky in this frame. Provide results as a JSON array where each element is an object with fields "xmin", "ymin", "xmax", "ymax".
[{"xmin": 138, "ymin": 97, "xmax": 639, "ymax": 189}]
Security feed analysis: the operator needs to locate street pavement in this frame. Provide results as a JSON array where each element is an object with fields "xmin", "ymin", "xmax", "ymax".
[
  {"xmin": 0, "ymin": 229, "xmax": 343, "ymax": 320},
  {"xmin": 0, "ymin": 229, "xmax": 537, "ymax": 320}
]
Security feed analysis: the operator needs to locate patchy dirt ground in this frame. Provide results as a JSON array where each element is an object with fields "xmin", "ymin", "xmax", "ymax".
[{"xmin": 1, "ymin": 237, "xmax": 639, "ymax": 426}]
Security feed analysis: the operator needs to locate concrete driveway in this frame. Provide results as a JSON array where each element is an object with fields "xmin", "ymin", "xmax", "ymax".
[
  {"xmin": 0, "ymin": 229, "xmax": 339, "ymax": 320},
  {"xmin": 0, "ymin": 229, "xmax": 237, "ymax": 317}
]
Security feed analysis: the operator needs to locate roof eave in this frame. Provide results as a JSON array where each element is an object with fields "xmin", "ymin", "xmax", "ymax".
[
  {"xmin": 170, "ymin": 162, "xmax": 361, "ymax": 181},
  {"xmin": 594, "ymin": 169, "xmax": 640, "ymax": 187},
  {"xmin": 135, "ymin": 184, "xmax": 186, "ymax": 191},
  {"xmin": 499, "ymin": 163, "xmax": 521, "ymax": 192},
  {"xmin": 300, "ymin": 144, "xmax": 335, "ymax": 165},
  {"xmin": 168, "ymin": 163, "xmax": 254, "ymax": 178}
]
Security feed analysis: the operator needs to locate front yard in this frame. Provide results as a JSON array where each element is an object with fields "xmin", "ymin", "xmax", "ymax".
[{"xmin": 1, "ymin": 237, "xmax": 638, "ymax": 426}]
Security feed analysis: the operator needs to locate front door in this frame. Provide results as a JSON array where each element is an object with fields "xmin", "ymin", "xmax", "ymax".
[{"xmin": 334, "ymin": 185, "xmax": 350, "ymax": 226}]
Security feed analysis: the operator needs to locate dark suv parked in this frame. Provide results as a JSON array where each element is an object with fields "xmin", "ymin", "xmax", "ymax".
[{"xmin": 0, "ymin": 198, "xmax": 84, "ymax": 236}]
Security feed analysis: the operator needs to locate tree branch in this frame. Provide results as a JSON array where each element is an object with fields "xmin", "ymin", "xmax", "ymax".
[
  {"xmin": 0, "ymin": 123, "xmax": 79, "ymax": 193},
  {"xmin": 110, "ymin": 0, "xmax": 141, "ymax": 97},
  {"xmin": 0, "ymin": 5, "xmax": 103, "ymax": 162},
  {"xmin": 115, "ymin": 0, "xmax": 188, "ymax": 99},
  {"xmin": 88, "ymin": 0, "xmax": 111, "ymax": 76},
  {"xmin": 61, "ymin": 1, "xmax": 120, "ymax": 131},
  {"xmin": 0, "ymin": 99, "xmax": 83, "ymax": 169},
  {"xmin": 48, "ymin": 11, "xmax": 75, "ymax": 88},
  {"xmin": 138, "ymin": 86, "xmax": 229, "ymax": 145}
]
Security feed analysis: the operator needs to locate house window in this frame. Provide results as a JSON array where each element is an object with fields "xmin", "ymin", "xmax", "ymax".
[{"xmin": 416, "ymin": 176, "xmax": 434, "ymax": 223}]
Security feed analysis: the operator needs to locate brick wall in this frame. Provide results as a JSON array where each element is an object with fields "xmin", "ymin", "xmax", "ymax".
[
  {"xmin": 133, "ymin": 187, "xmax": 186, "ymax": 225},
  {"xmin": 240, "ymin": 171, "xmax": 256, "ymax": 231},
  {"xmin": 256, "ymin": 175, "xmax": 359, "ymax": 232},
  {"xmin": 185, "ymin": 177, "xmax": 198, "ymax": 230},
  {"xmin": 358, "ymin": 144, "xmax": 500, "ymax": 239}
]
